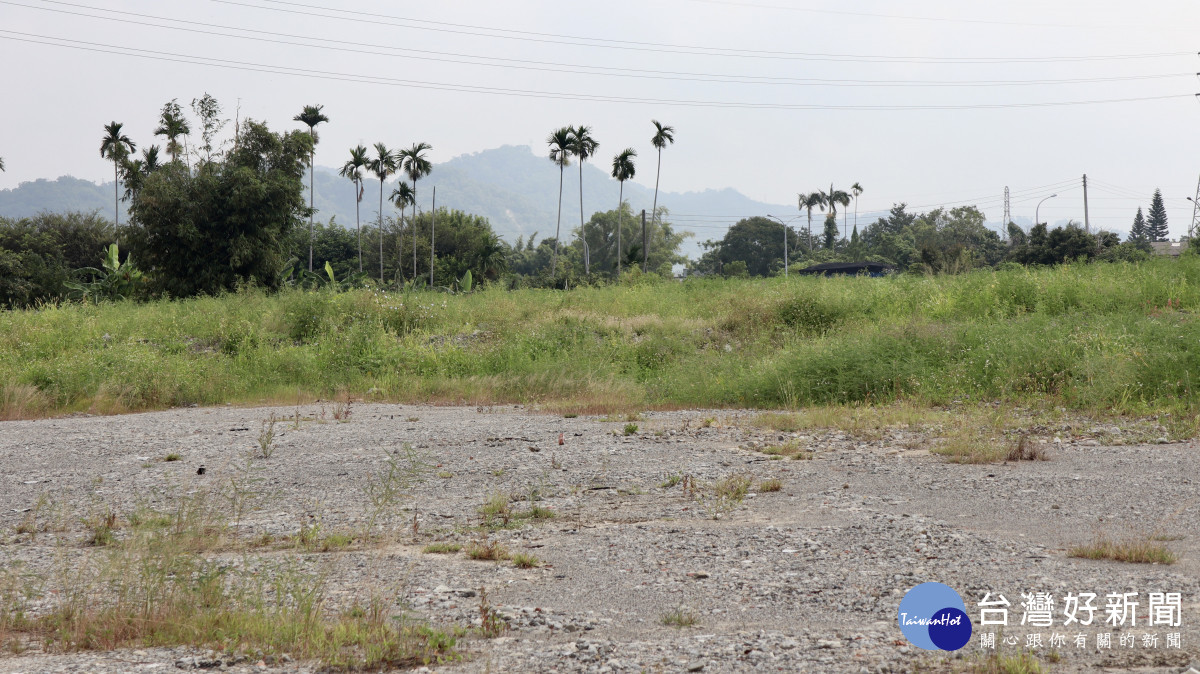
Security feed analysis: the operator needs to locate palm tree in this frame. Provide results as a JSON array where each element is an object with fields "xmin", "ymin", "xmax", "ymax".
[
  {"xmin": 569, "ymin": 125, "xmax": 599, "ymax": 275},
  {"xmin": 100, "ymin": 122, "xmax": 136, "ymax": 228},
  {"xmin": 800, "ymin": 192, "xmax": 826, "ymax": 254},
  {"xmin": 368, "ymin": 143, "xmax": 396, "ymax": 275},
  {"xmin": 610, "ymin": 148, "xmax": 637, "ymax": 278},
  {"xmin": 390, "ymin": 182, "xmax": 416, "ymax": 283},
  {"xmin": 851, "ymin": 182, "xmax": 864, "ymax": 234},
  {"xmin": 398, "ymin": 142, "xmax": 433, "ymax": 280},
  {"xmin": 650, "ymin": 121, "xmax": 675, "ymax": 271},
  {"xmin": 153, "ymin": 99, "xmax": 190, "ymax": 164},
  {"xmin": 294, "ymin": 105, "xmax": 329, "ymax": 272},
  {"xmin": 820, "ymin": 184, "xmax": 851, "ymax": 240},
  {"xmin": 547, "ymin": 127, "xmax": 573, "ymax": 276},
  {"xmin": 339, "ymin": 144, "xmax": 370, "ymax": 274},
  {"xmin": 120, "ymin": 145, "xmax": 162, "ymax": 202}
]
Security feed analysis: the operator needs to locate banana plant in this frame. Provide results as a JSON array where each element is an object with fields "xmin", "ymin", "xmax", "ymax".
[{"xmin": 64, "ymin": 243, "xmax": 143, "ymax": 302}]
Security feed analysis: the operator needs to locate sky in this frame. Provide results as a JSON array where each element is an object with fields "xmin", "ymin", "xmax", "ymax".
[{"xmin": 2, "ymin": 0, "xmax": 1199, "ymax": 238}]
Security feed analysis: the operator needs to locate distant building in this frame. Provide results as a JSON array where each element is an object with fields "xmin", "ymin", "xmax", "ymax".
[
  {"xmin": 795, "ymin": 262, "xmax": 896, "ymax": 277},
  {"xmin": 1150, "ymin": 241, "xmax": 1185, "ymax": 257}
]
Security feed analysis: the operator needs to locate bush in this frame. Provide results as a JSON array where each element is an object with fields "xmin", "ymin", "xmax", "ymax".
[{"xmin": 0, "ymin": 212, "xmax": 114, "ymax": 308}]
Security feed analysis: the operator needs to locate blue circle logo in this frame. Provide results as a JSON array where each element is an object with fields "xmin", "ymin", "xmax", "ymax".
[{"xmin": 897, "ymin": 582, "xmax": 973, "ymax": 651}]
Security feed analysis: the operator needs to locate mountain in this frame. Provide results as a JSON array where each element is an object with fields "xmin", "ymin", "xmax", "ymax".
[{"xmin": 0, "ymin": 176, "xmax": 128, "ymax": 221}]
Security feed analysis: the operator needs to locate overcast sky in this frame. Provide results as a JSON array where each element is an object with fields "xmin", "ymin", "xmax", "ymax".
[{"xmin": 2, "ymin": 0, "xmax": 1199, "ymax": 237}]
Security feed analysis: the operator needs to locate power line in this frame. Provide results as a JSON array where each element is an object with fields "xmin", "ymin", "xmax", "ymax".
[
  {"xmin": 4, "ymin": 31, "xmax": 1193, "ymax": 112},
  {"xmin": 13, "ymin": 1, "xmax": 1190, "ymax": 89},
  {"xmin": 211, "ymin": 0, "xmax": 1195, "ymax": 64}
]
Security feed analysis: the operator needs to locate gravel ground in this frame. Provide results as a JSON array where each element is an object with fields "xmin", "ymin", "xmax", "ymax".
[{"xmin": 1, "ymin": 403, "xmax": 1198, "ymax": 674}]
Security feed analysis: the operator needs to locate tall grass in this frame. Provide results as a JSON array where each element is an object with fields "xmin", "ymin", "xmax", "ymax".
[{"xmin": 2, "ymin": 257, "xmax": 1198, "ymax": 419}]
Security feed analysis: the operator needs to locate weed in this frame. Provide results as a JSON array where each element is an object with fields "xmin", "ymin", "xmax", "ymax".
[
  {"xmin": 437, "ymin": 471, "xmax": 453, "ymax": 479},
  {"xmin": 623, "ymin": 423, "xmax": 639, "ymax": 436},
  {"xmin": 660, "ymin": 474, "xmax": 682, "ymax": 489},
  {"xmin": 550, "ymin": 453, "xmax": 562, "ymax": 470},
  {"xmin": 422, "ymin": 542, "xmax": 462, "ymax": 554},
  {"xmin": 362, "ymin": 444, "xmax": 428, "ymax": 539},
  {"xmin": 934, "ymin": 430, "xmax": 1007, "ymax": 464},
  {"xmin": 563, "ymin": 413, "xmax": 578, "ymax": 419},
  {"xmin": 524, "ymin": 505, "xmax": 556, "ymax": 520},
  {"xmin": 758, "ymin": 478, "xmax": 784, "ymax": 492},
  {"xmin": 478, "ymin": 587, "xmax": 508, "ymax": 638},
  {"xmin": 83, "ymin": 508, "xmax": 119, "ymax": 547},
  {"xmin": 966, "ymin": 650, "xmax": 1045, "ymax": 674},
  {"xmin": 466, "ymin": 538, "xmax": 510, "ymax": 561},
  {"xmin": 332, "ymin": 393, "xmax": 353, "ymax": 422},
  {"xmin": 660, "ymin": 607, "xmax": 699, "ymax": 628},
  {"xmin": 696, "ymin": 474, "xmax": 752, "ymax": 519},
  {"xmin": 479, "ymin": 492, "xmax": 513, "ymax": 528},
  {"xmin": 1006, "ymin": 436, "xmax": 1049, "ymax": 462},
  {"xmin": 492, "ymin": 468, "xmax": 505, "ymax": 477},
  {"xmin": 510, "ymin": 552, "xmax": 540, "ymax": 568},
  {"xmin": 1068, "ymin": 534, "xmax": 1177, "ymax": 564},
  {"xmin": 701, "ymin": 417, "xmax": 716, "ymax": 428},
  {"xmin": 164, "ymin": 453, "xmax": 181, "ymax": 462},
  {"xmin": 758, "ymin": 438, "xmax": 812, "ymax": 460},
  {"xmin": 257, "ymin": 414, "xmax": 278, "ymax": 459}
]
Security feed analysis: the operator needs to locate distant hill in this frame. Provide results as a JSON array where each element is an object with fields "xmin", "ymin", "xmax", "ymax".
[{"xmin": 0, "ymin": 176, "xmax": 127, "ymax": 221}]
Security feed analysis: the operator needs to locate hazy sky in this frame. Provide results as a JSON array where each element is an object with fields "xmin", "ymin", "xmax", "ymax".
[{"xmin": 3, "ymin": 0, "xmax": 1199, "ymax": 237}]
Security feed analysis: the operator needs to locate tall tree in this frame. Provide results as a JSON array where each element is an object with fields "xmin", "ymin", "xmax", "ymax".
[
  {"xmin": 821, "ymin": 183, "xmax": 851, "ymax": 231},
  {"xmin": 190, "ymin": 94, "xmax": 226, "ymax": 164},
  {"xmin": 823, "ymin": 214, "xmax": 839, "ymax": 250},
  {"xmin": 547, "ymin": 127, "xmax": 573, "ymax": 275},
  {"xmin": 100, "ymin": 121, "xmax": 136, "ymax": 229},
  {"xmin": 128, "ymin": 119, "xmax": 311, "ymax": 297},
  {"xmin": 390, "ymin": 182, "xmax": 416, "ymax": 282},
  {"xmin": 649, "ymin": 120, "xmax": 675, "ymax": 267},
  {"xmin": 610, "ymin": 148, "xmax": 637, "ymax": 278},
  {"xmin": 367, "ymin": 143, "xmax": 396, "ymax": 275},
  {"xmin": 0, "ymin": 157, "xmax": 5, "ymax": 171},
  {"xmin": 1128, "ymin": 207, "xmax": 1147, "ymax": 242},
  {"xmin": 1146, "ymin": 189, "xmax": 1169, "ymax": 242},
  {"xmin": 799, "ymin": 192, "xmax": 826, "ymax": 254},
  {"xmin": 568, "ymin": 125, "xmax": 599, "ymax": 275},
  {"xmin": 120, "ymin": 146, "xmax": 162, "ymax": 201},
  {"xmin": 851, "ymin": 182, "xmax": 864, "ymax": 235},
  {"xmin": 339, "ymin": 145, "xmax": 370, "ymax": 274},
  {"xmin": 293, "ymin": 104, "xmax": 329, "ymax": 272},
  {"xmin": 398, "ymin": 142, "xmax": 433, "ymax": 279},
  {"xmin": 153, "ymin": 99, "xmax": 191, "ymax": 164}
]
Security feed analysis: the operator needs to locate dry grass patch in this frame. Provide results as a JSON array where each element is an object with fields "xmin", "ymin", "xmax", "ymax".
[
  {"xmin": 510, "ymin": 552, "xmax": 540, "ymax": 569},
  {"xmin": 758, "ymin": 439, "xmax": 813, "ymax": 460},
  {"xmin": 660, "ymin": 608, "xmax": 699, "ymax": 628},
  {"xmin": 422, "ymin": 542, "xmax": 462, "ymax": 554},
  {"xmin": 1068, "ymin": 534, "xmax": 1177, "ymax": 564},
  {"xmin": 1005, "ymin": 436, "xmax": 1050, "ymax": 462},
  {"xmin": 932, "ymin": 430, "xmax": 1008, "ymax": 464},
  {"xmin": 757, "ymin": 478, "xmax": 783, "ymax": 493},
  {"xmin": 964, "ymin": 650, "xmax": 1046, "ymax": 674},
  {"xmin": 465, "ymin": 538, "xmax": 510, "ymax": 561}
]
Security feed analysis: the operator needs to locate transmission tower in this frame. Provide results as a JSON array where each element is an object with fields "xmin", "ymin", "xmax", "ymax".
[
  {"xmin": 1003, "ymin": 186, "xmax": 1011, "ymax": 241},
  {"xmin": 1191, "ymin": 173, "xmax": 1200, "ymax": 241}
]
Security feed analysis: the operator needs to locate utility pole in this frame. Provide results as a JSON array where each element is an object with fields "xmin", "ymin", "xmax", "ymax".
[
  {"xmin": 1190, "ymin": 174, "xmax": 1200, "ymax": 241},
  {"xmin": 641, "ymin": 209, "xmax": 647, "ymax": 273},
  {"xmin": 429, "ymin": 186, "xmax": 436, "ymax": 287},
  {"xmin": 1003, "ymin": 187, "xmax": 1011, "ymax": 243},
  {"xmin": 1082, "ymin": 174, "xmax": 1090, "ymax": 234}
]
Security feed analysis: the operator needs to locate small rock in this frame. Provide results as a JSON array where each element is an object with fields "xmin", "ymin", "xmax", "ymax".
[{"xmin": 687, "ymin": 661, "xmax": 706, "ymax": 672}]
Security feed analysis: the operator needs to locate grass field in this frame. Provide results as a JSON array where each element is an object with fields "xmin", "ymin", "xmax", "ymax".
[{"xmin": 2, "ymin": 257, "xmax": 1199, "ymax": 421}]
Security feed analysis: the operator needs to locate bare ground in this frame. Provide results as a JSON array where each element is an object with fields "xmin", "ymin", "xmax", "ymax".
[{"xmin": 1, "ymin": 403, "xmax": 1198, "ymax": 673}]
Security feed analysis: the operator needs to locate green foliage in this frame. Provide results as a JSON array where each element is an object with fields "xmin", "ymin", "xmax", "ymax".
[
  {"xmin": 1128, "ymin": 207, "xmax": 1147, "ymax": 243},
  {"xmin": 127, "ymin": 119, "xmax": 312, "ymax": 297},
  {"xmin": 1146, "ymin": 189, "xmax": 1169, "ymax": 242},
  {"xmin": 695, "ymin": 216, "xmax": 793, "ymax": 277},
  {"xmin": 64, "ymin": 243, "xmax": 144, "ymax": 302},
  {"xmin": 0, "ymin": 211, "xmax": 114, "ymax": 308}
]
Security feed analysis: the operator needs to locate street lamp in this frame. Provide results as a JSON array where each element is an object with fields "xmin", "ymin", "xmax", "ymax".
[
  {"xmin": 766, "ymin": 214, "xmax": 800, "ymax": 278},
  {"xmin": 1035, "ymin": 194, "xmax": 1058, "ymax": 229}
]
